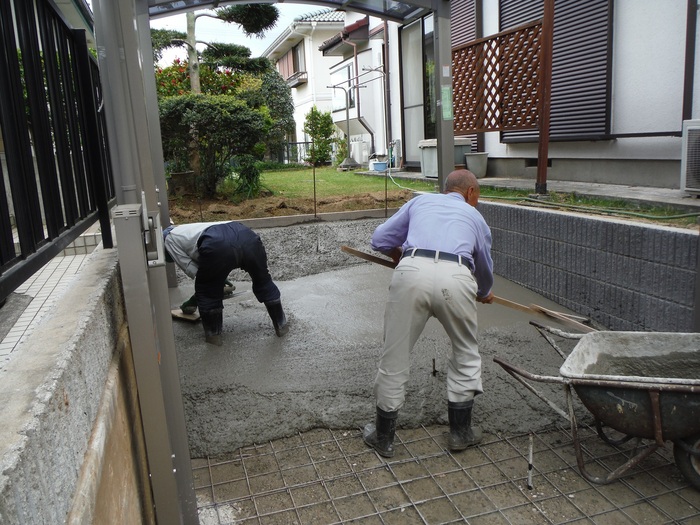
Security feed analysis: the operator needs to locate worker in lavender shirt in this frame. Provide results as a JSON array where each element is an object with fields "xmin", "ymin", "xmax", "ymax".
[{"xmin": 363, "ymin": 169, "xmax": 495, "ymax": 458}]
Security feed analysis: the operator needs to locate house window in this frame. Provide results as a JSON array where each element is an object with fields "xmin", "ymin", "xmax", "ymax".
[
  {"xmin": 278, "ymin": 42, "xmax": 307, "ymax": 87},
  {"xmin": 293, "ymin": 42, "xmax": 305, "ymax": 74},
  {"xmin": 499, "ymin": 0, "xmax": 612, "ymax": 141},
  {"xmin": 330, "ymin": 65, "xmax": 355, "ymax": 112},
  {"xmin": 400, "ymin": 15, "xmax": 439, "ymax": 165}
]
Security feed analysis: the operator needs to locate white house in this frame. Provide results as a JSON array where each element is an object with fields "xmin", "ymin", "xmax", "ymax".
[
  {"xmin": 262, "ymin": 8, "xmax": 346, "ymax": 162},
  {"xmin": 269, "ymin": 0, "xmax": 696, "ymax": 190}
]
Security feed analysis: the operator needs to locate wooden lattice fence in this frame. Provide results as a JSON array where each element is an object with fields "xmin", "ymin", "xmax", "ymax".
[{"xmin": 452, "ymin": 20, "xmax": 542, "ymax": 134}]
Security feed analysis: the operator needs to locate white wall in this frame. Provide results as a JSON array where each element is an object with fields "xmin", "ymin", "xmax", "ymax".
[
  {"xmin": 291, "ymin": 28, "xmax": 338, "ymax": 146},
  {"xmin": 481, "ymin": 0, "xmax": 686, "ymax": 165}
]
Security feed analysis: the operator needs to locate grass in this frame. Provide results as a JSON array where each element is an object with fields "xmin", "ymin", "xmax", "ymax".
[
  {"xmin": 258, "ymin": 166, "xmax": 437, "ymax": 198},
  {"xmin": 214, "ymin": 166, "xmax": 699, "ymax": 228},
  {"xmin": 478, "ymin": 185, "xmax": 700, "ymax": 227}
]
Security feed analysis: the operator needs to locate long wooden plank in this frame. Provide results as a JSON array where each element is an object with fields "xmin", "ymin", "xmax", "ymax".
[
  {"xmin": 340, "ymin": 245, "xmax": 594, "ymax": 331},
  {"xmin": 341, "ymin": 245, "xmax": 397, "ymax": 268},
  {"xmin": 528, "ymin": 303, "xmax": 597, "ymax": 333},
  {"xmin": 492, "ymin": 295, "xmax": 534, "ymax": 314}
]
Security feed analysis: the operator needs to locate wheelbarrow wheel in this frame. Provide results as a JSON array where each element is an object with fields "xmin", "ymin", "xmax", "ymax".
[{"xmin": 673, "ymin": 433, "xmax": 700, "ymax": 491}]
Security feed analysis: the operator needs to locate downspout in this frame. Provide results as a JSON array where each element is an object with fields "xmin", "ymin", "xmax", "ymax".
[
  {"xmin": 383, "ymin": 21, "xmax": 394, "ymax": 163},
  {"xmin": 475, "ymin": 0, "xmax": 484, "ymax": 153},
  {"xmin": 683, "ymin": 0, "xmax": 697, "ymax": 120},
  {"xmin": 309, "ymin": 22, "xmax": 318, "ymax": 105}
]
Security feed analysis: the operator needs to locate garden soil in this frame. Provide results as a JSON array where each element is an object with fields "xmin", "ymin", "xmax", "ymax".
[{"xmin": 167, "ymin": 190, "xmax": 419, "ymax": 223}]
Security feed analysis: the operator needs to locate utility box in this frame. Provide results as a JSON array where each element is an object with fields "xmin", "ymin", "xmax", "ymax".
[
  {"xmin": 418, "ymin": 137, "xmax": 472, "ymax": 178},
  {"xmin": 418, "ymin": 139, "xmax": 438, "ymax": 178}
]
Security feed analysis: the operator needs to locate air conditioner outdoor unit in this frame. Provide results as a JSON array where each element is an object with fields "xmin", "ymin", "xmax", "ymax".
[{"xmin": 681, "ymin": 119, "xmax": 700, "ymax": 194}]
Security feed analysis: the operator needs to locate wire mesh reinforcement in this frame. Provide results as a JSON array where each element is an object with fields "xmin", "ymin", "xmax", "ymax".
[{"xmin": 193, "ymin": 424, "xmax": 700, "ymax": 525}]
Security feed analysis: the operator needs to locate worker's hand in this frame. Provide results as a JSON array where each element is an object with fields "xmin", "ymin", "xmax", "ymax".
[
  {"xmin": 476, "ymin": 291, "xmax": 495, "ymax": 304},
  {"xmin": 388, "ymin": 247, "xmax": 403, "ymax": 264}
]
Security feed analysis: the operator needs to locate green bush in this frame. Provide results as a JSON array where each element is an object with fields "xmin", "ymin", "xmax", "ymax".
[
  {"xmin": 159, "ymin": 94, "xmax": 266, "ymax": 197},
  {"xmin": 303, "ymin": 106, "xmax": 335, "ymax": 166},
  {"xmin": 256, "ymin": 161, "xmax": 306, "ymax": 172}
]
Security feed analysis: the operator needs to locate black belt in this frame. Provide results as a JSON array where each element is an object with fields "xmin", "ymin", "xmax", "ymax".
[{"xmin": 401, "ymin": 248, "xmax": 472, "ymax": 269}]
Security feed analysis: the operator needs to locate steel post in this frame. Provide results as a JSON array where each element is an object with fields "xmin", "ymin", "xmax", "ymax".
[{"xmin": 433, "ymin": 0, "xmax": 454, "ymax": 191}]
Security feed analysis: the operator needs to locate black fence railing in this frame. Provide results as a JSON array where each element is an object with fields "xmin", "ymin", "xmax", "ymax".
[
  {"xmin": 281, "ymin": 141, "xmax": 313, "ymax": 164},
  {"xmin": 0, "ymin": 0, "xmax": 114, "ymax": 303}
]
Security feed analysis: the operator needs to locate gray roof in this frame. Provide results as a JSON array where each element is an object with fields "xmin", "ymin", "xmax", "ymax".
[{"xmin": 294, "ymin": 8, "xmax": 345, "ymax": 23}]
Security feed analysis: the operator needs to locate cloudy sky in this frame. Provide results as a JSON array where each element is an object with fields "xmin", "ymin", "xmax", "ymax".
[{"xmin": 149, "ymin": 4, "xmax": 322, "ymax": 62}]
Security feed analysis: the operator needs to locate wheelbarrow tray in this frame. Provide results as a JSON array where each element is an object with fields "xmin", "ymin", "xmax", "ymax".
[{"xmin": 559, "ymin": 331, "xmax": 700, "ymax": 441}]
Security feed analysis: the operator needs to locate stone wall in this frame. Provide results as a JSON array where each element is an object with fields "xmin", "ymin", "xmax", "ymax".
[
  {"xmin": 480, "ymin": 201, "xmax": 698, "ymax": 331},
  {"xmin": 0, "ymin": 247, "xmax": 152, "ymax": 525}
]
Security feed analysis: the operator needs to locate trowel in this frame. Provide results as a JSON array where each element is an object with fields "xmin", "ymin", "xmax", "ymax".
[{"xmin": 170, "ymin": 290, "xmax": 249, "ymax": 322}]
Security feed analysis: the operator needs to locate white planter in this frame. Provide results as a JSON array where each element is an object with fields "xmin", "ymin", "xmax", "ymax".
[{"xmin": 465, "ymin": 152, "xmax": 489, "ymax": 179}]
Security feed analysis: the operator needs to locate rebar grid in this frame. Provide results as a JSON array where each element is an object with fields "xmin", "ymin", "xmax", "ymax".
[{"xmin": 194, "ymin": 424, "xmax": 700, "ymax": 525}]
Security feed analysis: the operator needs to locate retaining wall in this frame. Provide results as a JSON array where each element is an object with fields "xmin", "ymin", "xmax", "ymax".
[
  {"xmin": 480, "ymin": 201, "xmax": 698, "ymax": 332},
  {"xmin": 0, "ymin": 247, "xmax": 152, "ymax": 525}
]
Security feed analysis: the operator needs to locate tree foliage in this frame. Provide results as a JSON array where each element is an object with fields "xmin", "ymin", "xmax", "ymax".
[
  {"xmin": 159, "ymin": 94, "xmax": 267, "ymax": 197},
  {"xmin": 303, "ymin": 107, "xmax": 336, "ymax": 166},
  {"xmin": 155, "ymin": 58, "xmax": 240, "ymax": 97},
  {"xmin": 150, "ymin": 28, "xmax": 186, "ymax": 63},
  {"xmin": 152, "ymin": 4, "xmax": 293, "ymax": 199},
  {"xmin": 200, "ymin": 43, "xmax": 272, "ymax": 74},
  {"xmin": 215, "ymin": 5, "xmax": 279, "ymax": 37}
]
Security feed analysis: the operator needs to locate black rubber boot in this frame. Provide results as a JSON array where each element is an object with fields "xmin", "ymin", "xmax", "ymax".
[
  {"xmin": 363, "ymin": 407, "xmax": 399, "ymax": 458},
  {"xmin": 200, "ymin": 308, "xmax": 223, "ymax": 346},
  {"xmin": 447, "ymin": 400, "xmax": 482, "ymax": 451},
  {"xmin": 265, "ymin": 299, "xmax": 288, "ymax": 337}
]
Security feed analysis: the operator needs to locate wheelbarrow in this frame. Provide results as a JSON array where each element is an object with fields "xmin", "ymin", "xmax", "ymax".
[{"xmin": 494, "ymin": 331, "xmax": 700, "ymax": 489}]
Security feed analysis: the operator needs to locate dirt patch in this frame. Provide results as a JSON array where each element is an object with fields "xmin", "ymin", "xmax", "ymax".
[{"xmin": 167, "ymin": 190, "xmax": 416, "ymax": 223}]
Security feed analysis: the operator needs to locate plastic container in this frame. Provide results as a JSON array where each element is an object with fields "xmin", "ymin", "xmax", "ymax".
[{"xmin": 373, "ymin": 161, "xmax": 388, "ymax": 171}]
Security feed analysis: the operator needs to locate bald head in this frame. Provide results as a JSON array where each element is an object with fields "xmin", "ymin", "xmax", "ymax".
[{"xmin": 445, "ymin": 169, "xmax": 479, "ymax": 193}]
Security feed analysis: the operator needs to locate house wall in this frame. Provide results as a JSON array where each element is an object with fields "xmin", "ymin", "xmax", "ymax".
[
  {"xmin": 291, "ymin": 28, "xmax": 338, "ymax": 147},
  {"xmin": 480, "ymin": 0, "xmax": 688, "ymax": 189}
]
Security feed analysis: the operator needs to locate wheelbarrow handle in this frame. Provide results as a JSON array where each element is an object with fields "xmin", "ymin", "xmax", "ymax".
[
  {"xmin": 493, "ymin": 356, "xmax": 566, "ymax": 384},
  {"xmin": 493, "ymin": 356, "xmax": 570, "ymax": 421}
]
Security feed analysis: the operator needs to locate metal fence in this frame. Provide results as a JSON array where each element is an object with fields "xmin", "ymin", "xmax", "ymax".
[
  {"xmin": 281, "ymin": 141, "xmax": 313, "ymax": 164},
  {"xmin": 0, "ymin": 0, "xmax": 115, "ymax": 303}
]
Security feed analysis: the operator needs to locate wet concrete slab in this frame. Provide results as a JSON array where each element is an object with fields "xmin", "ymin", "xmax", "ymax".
[{"xmin": 170, "ymin": 262, "xmax": 589, "ymax": 458}]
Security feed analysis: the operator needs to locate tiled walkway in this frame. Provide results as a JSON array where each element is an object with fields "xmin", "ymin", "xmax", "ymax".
[
  {"xmin": 193, "ymin": 423, "xmax": 700, "ymax": 525},
  {"xmin": 0, "ymin": 253, "xmax": 90, "ymax": 366}
]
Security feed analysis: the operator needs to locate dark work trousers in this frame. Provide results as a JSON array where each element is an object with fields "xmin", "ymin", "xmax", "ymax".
[{"xmin": 195, "ymin": 222, "xmax": 280, "ymax": 313}]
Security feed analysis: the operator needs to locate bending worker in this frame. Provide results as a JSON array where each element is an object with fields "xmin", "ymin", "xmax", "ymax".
[
  {"xmin": 163, "ymin": 221, "xmax": 288, "ymax": 345},
  {"xmin": 363, "ymin": 169, "xmax": 494, "ymax": 458}
]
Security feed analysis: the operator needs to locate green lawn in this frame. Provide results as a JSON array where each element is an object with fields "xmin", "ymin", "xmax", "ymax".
[
  {"xmin": 259, "ymin": 167, "xmax": 437, "ymax": 199},
  {"xmin": 215, "ymin": 166, "xmax": 699, "ymax": 227}
]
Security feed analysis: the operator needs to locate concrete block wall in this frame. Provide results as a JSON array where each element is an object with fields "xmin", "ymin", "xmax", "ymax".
[{"xmin": 480, "ymin": 201, "xmax": 698, "ymax": 332}]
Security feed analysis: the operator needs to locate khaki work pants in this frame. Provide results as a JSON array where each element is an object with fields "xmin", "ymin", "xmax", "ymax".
[{"xmin": 374, "ymin": 255, "xmax": 482, "ymax": 412}]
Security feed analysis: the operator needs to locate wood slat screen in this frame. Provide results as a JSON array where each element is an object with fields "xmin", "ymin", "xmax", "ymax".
[
  {"xmin": 450, "ymin": 0, "xmax": 477, "ymax": 49},
  {"xmin": 500, "ymin": 0, "xmax": 612, "ymax": 141},
  {"xmin": 452, "ymin": 21, "xmax": 542, "ymax": 134}
]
